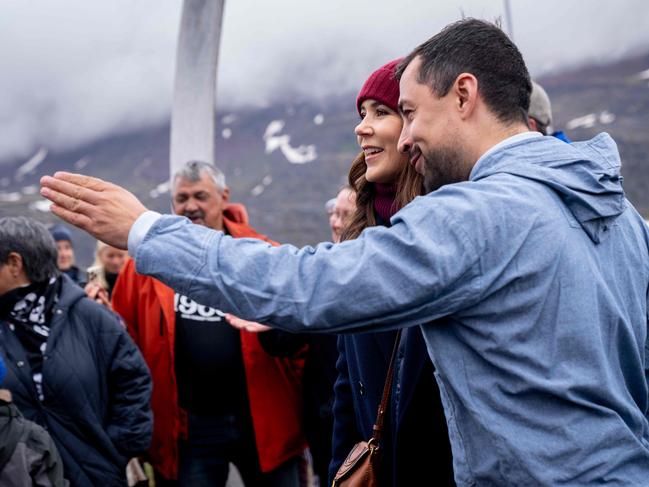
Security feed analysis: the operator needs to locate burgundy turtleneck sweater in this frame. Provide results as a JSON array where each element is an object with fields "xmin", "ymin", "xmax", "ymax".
[{"xmin": 373, "ymin": 183, "xmax": 398, "ymax": 224}]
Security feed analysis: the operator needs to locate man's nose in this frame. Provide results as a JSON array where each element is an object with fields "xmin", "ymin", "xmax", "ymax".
[
  {"xmin": 398, "ymin": 129, "xmax": 412, "ymax": 154},
  {"xmin": 184, "ymin": 199, "xmax": 198, "ymax": 212}
]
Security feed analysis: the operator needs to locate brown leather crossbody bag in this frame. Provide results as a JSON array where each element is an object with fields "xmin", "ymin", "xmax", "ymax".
[{"xmin": 332, "ymin": 330, "xmax": 402, "ymax": 487}]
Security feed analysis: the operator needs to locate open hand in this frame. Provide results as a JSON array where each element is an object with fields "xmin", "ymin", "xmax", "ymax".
[{"xmin": 40, "ymin": 172, "xmax": 148, "ymax": 249}]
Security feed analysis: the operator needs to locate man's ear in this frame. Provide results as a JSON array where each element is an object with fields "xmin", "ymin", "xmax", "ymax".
[
  {"xmin": 453, "ymin": 73, "xmax": 479, "ymax": 119},
  {"xmin": 221, "ymin": 187, "xmax": 230, "ymax": 204}
]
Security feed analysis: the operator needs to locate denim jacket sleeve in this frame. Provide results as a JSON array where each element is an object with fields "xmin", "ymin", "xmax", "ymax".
[{"xmin": 134, "ymin": 194, "xmax": 484, "ymax": 334}]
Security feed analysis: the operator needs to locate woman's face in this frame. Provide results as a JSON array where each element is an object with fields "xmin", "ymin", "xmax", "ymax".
[
  {"xmin": 99, "ymin": 246, "xmax": 127, "ymax": 274},
  {"xmin": 56, "ymin": 240, "xmax": 74, "ymax": 271},
  {"xmin": 355, "ymin": 99, "xmax": 409, "ymax": 184}
]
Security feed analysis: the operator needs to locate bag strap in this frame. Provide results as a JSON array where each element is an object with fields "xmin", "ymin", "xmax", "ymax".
[{"xmin": 371, "ymin": 328, "xmax": 403, "ymax": 445}]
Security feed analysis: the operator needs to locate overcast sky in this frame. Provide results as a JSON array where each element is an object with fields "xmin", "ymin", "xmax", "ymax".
[{"xmin": 1, "ymin": 0, "xmax": 648, "ymax": 162}]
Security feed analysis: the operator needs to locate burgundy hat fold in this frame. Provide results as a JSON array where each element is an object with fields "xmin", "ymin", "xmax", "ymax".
[{"xmin": 356, "ymin": 58, "xmax": 402, "ymax": 115}]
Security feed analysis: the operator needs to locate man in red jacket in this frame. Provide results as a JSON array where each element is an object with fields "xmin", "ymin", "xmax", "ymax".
[{"xmin": 112, "ymin": 161, "xmax": 305, "ymax": 487}]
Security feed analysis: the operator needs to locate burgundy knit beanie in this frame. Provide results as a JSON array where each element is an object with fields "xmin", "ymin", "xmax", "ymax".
[{"xmin": 356, "ymin": 58, "xmax": 402, "ymax": 115}]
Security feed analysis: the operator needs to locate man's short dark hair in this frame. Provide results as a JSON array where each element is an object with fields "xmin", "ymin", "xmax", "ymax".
[
  {"xmin": 396, "ymin": 18, "xmax": 531, "ymax": 126},
  {"xmin": 0, "ymin": 217, "xmax": 59, "ymax": 283}
]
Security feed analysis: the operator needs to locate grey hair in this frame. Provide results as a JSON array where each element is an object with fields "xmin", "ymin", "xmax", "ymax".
[
  {"xmin": 0, "ymin": 217, "xmax": 59, "ymax": 283},
  {"xmin": 172, "ymin": 160, "xmax": 227, "ymax": 193},
  {"xmin": 325, "ymin": 198, "xmax": 336, "ymax": 215}
]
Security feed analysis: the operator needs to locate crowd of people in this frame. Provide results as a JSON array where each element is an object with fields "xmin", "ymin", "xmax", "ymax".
[{"xmin": 3, "ymin": 17, "xmax": 649, "ymax": 487}]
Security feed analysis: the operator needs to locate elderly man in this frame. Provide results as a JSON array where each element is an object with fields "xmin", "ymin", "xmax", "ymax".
[
  {"xmin": 42, "ymin": 19, "xmax": 649, "ymax": 485},
  {"xmin": 329, "ymin": 186, "xmax": 356, "ymax": 243},
  {"xmin": 111, "ymin": 161, "xmax": 305, "ymax": 487}
]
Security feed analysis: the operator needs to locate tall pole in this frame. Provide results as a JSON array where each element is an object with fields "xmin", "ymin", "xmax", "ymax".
[
  {"xmin": 170, "ymin": 0, "xmax": 226, "ymax": 179},
  {"xmin": 503, "ymin": 0, "xmax": 514, "ymax": 41},
  {"xmin": 169, "ymin": 5, "xmax": 244, "ymax": 484}
]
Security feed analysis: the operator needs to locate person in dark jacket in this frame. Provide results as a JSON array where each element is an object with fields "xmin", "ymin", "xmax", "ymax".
[
  {"xmin": 0, "ymin": 354, "xmax": 68, "ymax": 487},
  {"xmin": 0, "ymin": 216, "xmax": 153, "ymax": 487},
  {"xmin": 328, "ymin": 59, "xmax": 454, "ymax": 486},
  {"xmin": 48, "ymin": 224, "xmax": 83, "ymax": 286}
]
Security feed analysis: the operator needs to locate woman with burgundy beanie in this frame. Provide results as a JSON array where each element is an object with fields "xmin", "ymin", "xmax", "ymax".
[{"xmin": 329, "ymin": 59, "xmax": 455, "ymax": 486}]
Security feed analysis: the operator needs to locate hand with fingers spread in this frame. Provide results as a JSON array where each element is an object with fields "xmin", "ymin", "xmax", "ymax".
[
  {"xmin": 40, "ymin": 172, "xmax": 148, "ymax": 249},
  {"xmin": 225, "ymin": 313, "xmax": 272, "ymax": 333}
]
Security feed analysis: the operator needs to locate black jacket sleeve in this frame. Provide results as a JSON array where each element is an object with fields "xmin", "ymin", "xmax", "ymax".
[
  {"xmin": 102, "ymin": 312, "xmax": 153, "ymax": 458},
  {"xmin": 257, "ymin": 329, "xmax": 308, "ymax": 357}
]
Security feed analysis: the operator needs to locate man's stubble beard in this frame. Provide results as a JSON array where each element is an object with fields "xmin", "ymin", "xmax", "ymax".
[{"xmin": 421, "ymin": 144, "xmax": 472, "ymax": 193}]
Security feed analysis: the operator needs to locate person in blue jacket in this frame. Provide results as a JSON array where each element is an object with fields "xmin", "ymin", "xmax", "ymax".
[
  {"xmin": 328, "ymin": 59, "xmax": 454, "ymax": 486},
  {"xmin": 0, "ymin": 217, "xmax": 152, "ymax": 487},
  {"xmin": 41, "ymin": 19, "xmax": 649, "ymax": 485}
]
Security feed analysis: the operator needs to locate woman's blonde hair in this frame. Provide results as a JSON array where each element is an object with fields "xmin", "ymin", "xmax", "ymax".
[{"xmin": 87, "ymin": 241, "xmax": 110, "ymax": 290}]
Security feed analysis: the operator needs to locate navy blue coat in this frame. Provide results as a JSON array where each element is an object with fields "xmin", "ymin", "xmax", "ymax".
[
  {"xmin": 330, "ymin": 326, "xmax": 454, "ymax": 486},
  {"xmin": 0, "ymin": 275, "xmax": 152, "ymax": 487}
]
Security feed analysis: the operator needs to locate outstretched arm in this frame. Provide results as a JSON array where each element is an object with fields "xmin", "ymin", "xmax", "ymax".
[
  {"xmin": 133, "ymin": 201, "xmax": 483, "ymax": 334},
  {"xmin": 41, "ymin": 172, "xmax": 484, "ymax": 335}
]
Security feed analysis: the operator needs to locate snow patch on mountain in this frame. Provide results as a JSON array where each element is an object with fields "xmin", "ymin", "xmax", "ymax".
[
  {"xmin": 150, "ymin": 181, "xmax": 170, "ymax": 198},
  {"xmin": 0, "ymin": 192, "xmax": 21, "ymax": 202},
  {"xmin": 566, "ymin": 111, "xmax": 615, "ymax": 130},
  {"xmin": 29, "ymin": 199, "xmax": 52, "ymax": 212},
  {"xmin": 263, "ymin": 120, "xmax": 317, "ymax": 164},
  {"xmin": 16, "ymin": 148, "xmax": 47, "ymax": 181}
]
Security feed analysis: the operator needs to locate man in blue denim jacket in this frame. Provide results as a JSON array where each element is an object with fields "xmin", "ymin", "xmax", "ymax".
[{"xmin": 41, "ymin": 19, "xmax": 649, "ymax": 486}]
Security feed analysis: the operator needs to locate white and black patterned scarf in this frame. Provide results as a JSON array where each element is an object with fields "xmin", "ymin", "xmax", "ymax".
[{"xmin": 0, "ymin": 276, "xmax": 61, "ymax": 401}]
